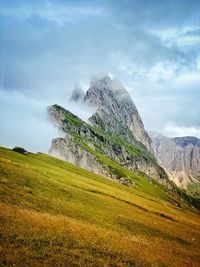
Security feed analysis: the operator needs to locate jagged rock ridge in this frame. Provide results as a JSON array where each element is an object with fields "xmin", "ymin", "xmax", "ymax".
[
  {"xmin": 150, "ymin": 132, "xmax": 200, "ymax": 188},
  {"xmin": 84, "ymin": 75, "xmax": 152, "ymax": 151},
  {"xmin": 172, "ymin": 136, "xmax": 200, "ymax": 148},
  {"xmin": 48, "ymin": 75, "xmax": 168, "ymax": 186}
]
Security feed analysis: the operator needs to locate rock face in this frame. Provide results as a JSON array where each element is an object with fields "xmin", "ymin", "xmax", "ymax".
[
  {"xmin": 49, "ymin": 136, "xmax": 106, "ymax": 176},
  {"xmin": 48, "ymin": 75, "xmax": 168, "ymax": 186},
  {"xmin": 150, "ymin": 132, "xmax": 200, "ymax": 188},
  {"xmin": 84, "ymin": 75, "xmax": 152, "ymax": 151}
]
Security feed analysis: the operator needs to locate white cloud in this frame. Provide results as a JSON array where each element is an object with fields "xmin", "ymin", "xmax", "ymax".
[
  {"xmin": 174, "ymin": 71, "xmax": 200, "ymax": 84},
  {"xmin": 66, "ymin": 100, "xmax": 95, "ymax": 123},
  {"xmin": 154, "ymin": 26, "xmax": 200, "ymax": 47},
  {"xmin": 163, "ymin": 122, "xmax": 200, "ymax": 138},
  {"xmin": 147, "ymin": 62, "xmax": 177, "ymax": 81},
  {"xmin": 110, "ymin": 51, "xmax": 179, "ymax": 81}
]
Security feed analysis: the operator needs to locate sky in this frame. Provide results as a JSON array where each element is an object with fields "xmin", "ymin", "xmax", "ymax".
[{"xmin": 0, "ymin": 0, "xmax": 200, "ymax": 152}]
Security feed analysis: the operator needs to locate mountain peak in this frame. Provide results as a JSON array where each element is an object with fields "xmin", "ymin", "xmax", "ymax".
[
  {"xmin": 84, "ymin": 75, "xmax": 152, "ymax": 151},
  {"xmin": 171, "ymin": 136, "xmax": 200, "ymax": 148},
  {"xmin": 70, "ymin": 83, "xmax": 85, "ymax": 103},
  {"xmin": 90, "ymin": 74, "xmax": 113, "ymax": 88},
  {"xmin": 48, "ymin": 74, "xmax": 169, "ymax": 186},
  {"xmin": 89, "ymin": 74, "xmax": 130, "ymax": 100}
]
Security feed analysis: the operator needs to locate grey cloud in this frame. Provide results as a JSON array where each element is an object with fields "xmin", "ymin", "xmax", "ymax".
[
  {"xmin": 0, "ymin": 0, "xmax": 200, "ymax": 151},
  {"xmin": 105, "ymin": 0, "xmax": 200, "ymax": 30},
  {"xmin": 109, "ymin": 28, "xmax": 197, "ymax": 78},
  {"xmin": 183, "ymin": 28, "xmax": 200, "ymax": 37},
  {"xmin": 0, "ymin": 1, "xmax": 105, "ymax": 26}
]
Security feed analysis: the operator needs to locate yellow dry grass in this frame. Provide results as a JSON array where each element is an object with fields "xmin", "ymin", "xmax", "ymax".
[{"xmin": 0, "ymin": 147, "xmax": 200, "ymax": 266}]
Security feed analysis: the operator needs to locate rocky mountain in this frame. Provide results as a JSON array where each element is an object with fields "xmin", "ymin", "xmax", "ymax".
[
  {"xmin": 84, "ymin": 75, "xmax": 152, "ymax": 151},
  {"xmin": 150, "ymin": 132, "xmax": 200, "ymax": 189},
  {"xmin": 48, "ymin": 75, "xmax": 168, "ymax": 187}
]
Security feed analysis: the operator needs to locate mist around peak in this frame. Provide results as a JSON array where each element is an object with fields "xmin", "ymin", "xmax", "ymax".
[{"xmin": 0, "ymin": 88, "xmax": 58, "ymax": 153}]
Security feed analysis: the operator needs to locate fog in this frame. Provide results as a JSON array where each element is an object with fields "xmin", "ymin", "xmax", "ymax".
[{"xmin": 0, "ymin": 87, "xmax": 96, "ymax": 152}]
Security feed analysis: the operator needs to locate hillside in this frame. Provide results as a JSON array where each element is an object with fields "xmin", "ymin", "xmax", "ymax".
[{"xmin": 1, "ymin": 146, "xmax": 200, "ymax": 266}]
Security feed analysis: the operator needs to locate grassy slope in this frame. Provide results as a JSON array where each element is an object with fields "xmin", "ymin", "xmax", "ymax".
[
  {"xmin": 0, "ymin": 146, "xmax": 200, "ymax": 266},
  {"xmin": 64, "ymin": 105, "xmax": 157, "ymax": 161},
  {"xmin": 62, "ymin": 107, "xmax": 200, "ymax": 208}
]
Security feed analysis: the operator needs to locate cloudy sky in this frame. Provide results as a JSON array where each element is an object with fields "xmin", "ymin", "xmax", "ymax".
[{"xmin": 0, "ymin": 0, "xmax": 200, "ymax": 152}]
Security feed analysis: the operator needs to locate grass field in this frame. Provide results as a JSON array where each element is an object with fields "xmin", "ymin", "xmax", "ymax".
[{"xmin": 0, "ymin": 146, "xmax": 200, "ymax": 266}]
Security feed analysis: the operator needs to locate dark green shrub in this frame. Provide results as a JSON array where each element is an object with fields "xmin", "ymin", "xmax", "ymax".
[{"xmin": 12, "ymin": 147, "xmax": 28, "ymax": 155}]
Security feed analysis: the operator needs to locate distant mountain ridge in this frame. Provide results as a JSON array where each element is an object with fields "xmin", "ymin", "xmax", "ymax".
[
  {"xmin": 172, "ymin": 136, "xmax": 200, "ymax": 147},
  {"xmin": 48, "ymin": 75, "xmax": 168, "ymax": 187},
  {"xmin": 150, "ymin": 132, "xmax": 200, "ymax": 189}
]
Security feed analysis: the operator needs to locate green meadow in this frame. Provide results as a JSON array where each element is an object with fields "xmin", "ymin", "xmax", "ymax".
[{"xmin": 0, "ymin": 146, "xmax": 200, "ymax": 266}]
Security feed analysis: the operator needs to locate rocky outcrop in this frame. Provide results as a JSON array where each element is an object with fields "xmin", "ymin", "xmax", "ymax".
[
  {"xmin": 48, "ymin": 101, "xmax": 167, "ymax": 186},
  {"xmin": 49, "ymin": 136, "xmax": 108, "ymax": 176},
  {"xmin": 84, "ymin": 75, "xmax": 152, "ymax": 152},
  {"xmin": 150, "ymin": 132, "xmax": 200, "ymax": 188}
]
